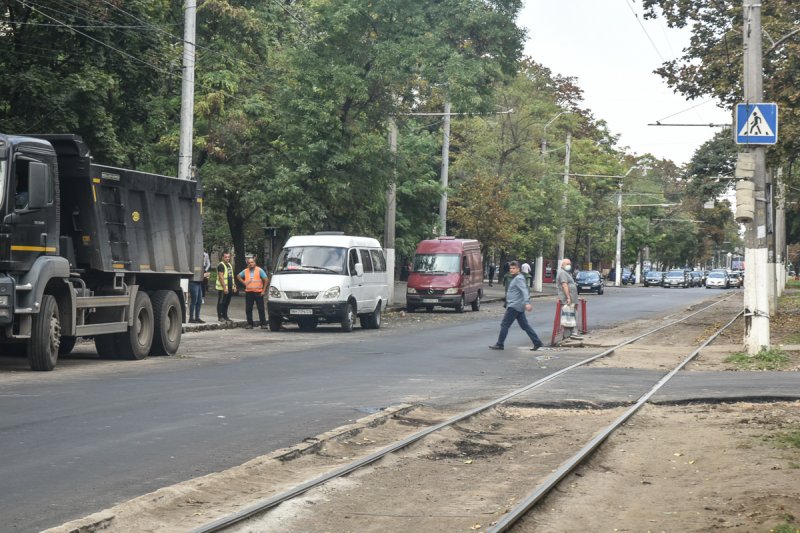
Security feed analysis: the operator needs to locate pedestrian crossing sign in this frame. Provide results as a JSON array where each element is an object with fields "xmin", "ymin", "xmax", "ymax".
[{"xmin": 735, "ymin": 103, "xmax": 778, "ymax": 145}]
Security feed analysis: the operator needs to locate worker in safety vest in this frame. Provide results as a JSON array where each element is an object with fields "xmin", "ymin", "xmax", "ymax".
[
  {"xmin": 236, "ymin": 255, "xmax": 268, "ymax": 329},
  {"xmin": 216, "ymin": 251, "xmax": 237, "ymax": 322}
]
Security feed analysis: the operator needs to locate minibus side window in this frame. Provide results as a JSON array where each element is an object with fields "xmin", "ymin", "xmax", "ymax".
[
  {"xmin": 348, "ymin": 249, "xmax": 359, "ymax": 276},
  {"xmin": 360, "ymin": 249, "xmax": 374, "ymax": 273}
]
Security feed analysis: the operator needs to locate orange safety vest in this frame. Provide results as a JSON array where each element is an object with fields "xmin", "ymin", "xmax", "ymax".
[{"xmin": 243, "ymin": 267, "xmax": 266, "ymax": 293}]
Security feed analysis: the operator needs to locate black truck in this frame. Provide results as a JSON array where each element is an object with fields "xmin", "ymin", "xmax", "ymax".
[{"xmin": 0, "ymin": 134, "xmax": 203, "ymax": 370}]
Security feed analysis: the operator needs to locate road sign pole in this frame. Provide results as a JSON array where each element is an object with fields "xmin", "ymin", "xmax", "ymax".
[{"xmin": 742, "ymin": 0, "xmax": 770, "ymax": 353}]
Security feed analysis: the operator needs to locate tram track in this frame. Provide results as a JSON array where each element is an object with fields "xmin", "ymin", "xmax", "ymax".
[{"xmin": 191, "ymin": 295, "xmax": 745, "ymax": 532}]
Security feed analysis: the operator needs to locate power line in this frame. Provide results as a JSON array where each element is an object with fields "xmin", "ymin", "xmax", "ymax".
[{"xmin": 624, "ymin": 0, "xmax": 665, "ymax": 63}]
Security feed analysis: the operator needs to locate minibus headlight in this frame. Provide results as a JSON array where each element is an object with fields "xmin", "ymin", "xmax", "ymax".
[
  {"xmin": 444, "ymin": 288, "xmax": 458, "ymax": 295},
  {"xmin": 322, "ymin": 286, "xmax": 340, "ymax": 299},
  {"xmin": 268, "ymin": 286, "xmax": 282, "ymax": 299},
  {"xmin": 407, "ymin": 287, "xmax": 417, "ymax": 294}
]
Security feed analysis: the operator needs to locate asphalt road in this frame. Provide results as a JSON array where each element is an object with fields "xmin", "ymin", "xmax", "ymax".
[{"xmin": 0, "ymin": 286, "xmax": 734, "ymax": 531}]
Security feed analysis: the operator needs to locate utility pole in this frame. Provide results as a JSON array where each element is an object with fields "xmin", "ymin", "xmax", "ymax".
[
  {"xmin": 439, "ymin": 101, "xmax": 451, "ymax": 236},
  {"xmin": 615, "ymin": 179, "xmax": 623, "ymax": 287},
  {"xmin": 385, "ymin": 117, "xmax": 398, "ymax": 305},
  {"xmin": 742, "ymin": 0, "xmax": 770, "ymax": 352},
  {"xmin": 178, "ymin": 0, "xmax": 196, "ymax": 180},
  {"xmin": 556, "ymin": 133, "xmax": 571, "ymax": 264}
]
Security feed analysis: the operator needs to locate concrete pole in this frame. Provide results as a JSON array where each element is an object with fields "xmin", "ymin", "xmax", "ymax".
[
  {"xmin": 385, "ymin": 117, "xmax": 398, "ymax": 305},
  {"xmin": 615, "ymin": 179, "xmax": 623, "ymax": 287},
  {"xmin": 439, "ymin": 101, "xmax": 451, "ymax": 236},
  {"xmin": 767, "ymin": 168, "xmax": 776, "ymax": 315},
  {"xmin": 556, "ymin": 133, "xmax": 571, "ymax": 264},
  {"xmin": 534, "ymin": 252, "xmax": 543, "ymax": 293},
  {"xmin": 776, "ymin": 173, "xmax": 786, "ymax": 296},
  {"xmin": 742, "ymin": 0, "xmax": 770, "ymax": 352},
  {"xmin": 178, "ymin": 0, "xmax": 197, "ymax": 180}
]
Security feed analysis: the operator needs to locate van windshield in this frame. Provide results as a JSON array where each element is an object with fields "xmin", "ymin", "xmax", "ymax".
[
  {"xmin": 413, "ymin": 253, "xmax": 460, "ymax": 274},
  {"xmin": 275, "ymin": 246, "xmax": 346, "ymax": 274}
]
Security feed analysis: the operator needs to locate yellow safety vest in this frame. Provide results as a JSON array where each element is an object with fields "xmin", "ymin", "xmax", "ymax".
[{"xmin": 216, "ymin": 261, "xmax": 233, "ymax": 290}]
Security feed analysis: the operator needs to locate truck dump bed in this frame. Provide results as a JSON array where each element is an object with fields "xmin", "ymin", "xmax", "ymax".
[{"xmin": 42, "ymin": 135, "xmax": 203, "ymax": 278}]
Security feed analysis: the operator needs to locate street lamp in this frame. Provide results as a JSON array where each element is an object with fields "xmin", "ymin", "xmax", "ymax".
[
  {"xmin": 614, "ymin": 166, "xmax": 642, "ymax": 287},
  {"xmin": 541, "ymin": 111, "xmax": 566, "ymax": 160}
]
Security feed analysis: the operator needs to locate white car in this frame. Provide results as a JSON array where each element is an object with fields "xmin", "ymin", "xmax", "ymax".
[{"xmin": 705, "ymin": 270, "xmax": 729, "ymax": 289}]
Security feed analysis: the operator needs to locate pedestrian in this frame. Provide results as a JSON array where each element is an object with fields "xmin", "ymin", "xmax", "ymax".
[
  {"xmin": 236, "ymin": 255, "xmax": 268, "ymax": 329},
  {"xmin": 520, "ymin": 259, "xmax": 531, "ymax": 287},
  {"xmin": 489, "ymin": 261, "xmax": 544, "ymax": 351},
  {"xmin": 188, "ymin": 275, "xmax": 205, "ymax": 323},
  {"xmin": 216, "ymin": 251, "xmax": 236, "ymax": 322},
  {"xmin": 488, "ymin": 262, "xmax": 496, "ymax": 287},
  {"xmin": 556, "ymin": 258, "xmax": 582, "ymax": 341},
  {"xmin": 202, "ymin": 250, "xmax": 211, "ymax": 300}
]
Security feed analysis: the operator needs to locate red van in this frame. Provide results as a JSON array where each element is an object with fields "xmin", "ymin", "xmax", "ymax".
[{"xmin": 406, "ymin": 237, "xmax": 483, "ymax": 313}]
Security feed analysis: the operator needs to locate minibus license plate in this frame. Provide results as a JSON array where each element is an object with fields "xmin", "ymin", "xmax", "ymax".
[{"xmin": 290, "ymin": 309, "xmax": 313, "ymax": 315}]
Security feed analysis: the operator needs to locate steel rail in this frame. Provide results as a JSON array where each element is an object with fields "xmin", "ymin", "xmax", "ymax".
[
  {"xmin": 488, "ymin": 309, "xmax": 743, "ymax": 532},
  {"xmin": 191, "ymin": 294, "xmax": 737, "ymax": 533}
]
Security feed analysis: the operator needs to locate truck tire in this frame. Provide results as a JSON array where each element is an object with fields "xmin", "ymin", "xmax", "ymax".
[
  {"xmin": 150, "ymin": 290, "xmax": 181, "ymax": 356},
  {"xmin": 340, "ymin": 302, "xmax": 355, "ymax": 332},
  {"xmin": 59, "ymin": 336, "xmax": 77, "ymax": 356},
  {"xmin": 116, "ymin": 291, "xmax": 154, "ymax": 360},
  {"xmin": 28, "ymin": 294, "xmax": 60, "ymax": 371}
]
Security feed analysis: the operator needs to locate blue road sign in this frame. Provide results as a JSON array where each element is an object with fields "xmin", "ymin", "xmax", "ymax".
[{"xmin": 736, "ymin": 103, "xmax": 778, "ymax": 145}]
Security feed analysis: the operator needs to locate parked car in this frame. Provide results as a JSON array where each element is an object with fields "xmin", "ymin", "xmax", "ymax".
[
  {"xmin": 727, "ymin": 270, "xmax": 743, "ymax": 288},
  {"xmin": 663, "ymin": 269, "xmax": 690, "ymax": 288},
  {"xmin": 575, "ymin": 270, "xmax": 604, "ymax": 295},
  {"xmin": 608, "ymin": 267, "xmax": 636, "ymax": 285},
  {"xmin": 644, "ymin": 270, "xmax": 665, "ymax": 287},
  {"xmin": 705, "ymin": 270, "xmax": 729, "ymax": 289},
  {"xmin": 689, "ymin": 271, "xmax": 703, "ymax": 287}
]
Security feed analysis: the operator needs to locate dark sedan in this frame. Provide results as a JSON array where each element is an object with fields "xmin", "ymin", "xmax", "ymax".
[
  {"xmin": 644, "ymin": 270, "xmax": 665, "ymax": 287},
  {"xmin": 575, "ymin": 270, "xmax": 604, "ymax": 295}
]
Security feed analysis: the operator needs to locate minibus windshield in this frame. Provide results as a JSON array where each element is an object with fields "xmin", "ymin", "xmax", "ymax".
[{"xmin": 275, "ymin": 246, "xmax": 347, "ymax": 274}]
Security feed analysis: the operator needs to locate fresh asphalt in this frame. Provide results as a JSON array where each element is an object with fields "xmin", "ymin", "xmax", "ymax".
[{"xmin": 1, "ymin": 283, "xmax": 798, "ymax": 532}]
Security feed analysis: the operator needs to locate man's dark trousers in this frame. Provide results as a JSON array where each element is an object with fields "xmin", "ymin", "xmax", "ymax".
[
  {"xmin": 217, "ymin": 291, "xmax": 232, "ymax": 320},
  {"xmin": 496, "ymin": 307, "xmax": 542, "ymax": 347},
  {"xmin": 245, "ymin": 292, "xmax": 266, "ymax": 326}
]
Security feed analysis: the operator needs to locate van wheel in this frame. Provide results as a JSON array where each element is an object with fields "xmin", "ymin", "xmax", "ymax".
[
  {"xmin": 150, "ymin": 290, "xmax": 181, "ymax": 356},
  {"xmin": 455, "ymin": 295, "xmax": 465, "ymax": 313},
  {"xmin": 268, "ymin": 314, "xmax": 282, "ymax": 331},
  {"xmin": 341, "ymin": 303, "xmax": 355, "ymax": 332},
  {"xmin": 471, "ymin": 294, "xmax": 481, "ymax": 311},
  {"xmin": 361, "ymin": 303, "xmax": 382, "ymax": 329},
  {"xmin": 28, "ymin": 294, "xmax": 60, "ymax": 371}
]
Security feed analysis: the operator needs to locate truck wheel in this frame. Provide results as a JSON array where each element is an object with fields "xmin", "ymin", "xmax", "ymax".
[
  {"xmin": 471, "ymin": 294, "xmax": 481, "ymax": 312},
  {"xmin": 455, "ymin": 295, "xmax": 465, "ymax": 313},
  {"xmin": 59, "ymin": 336, "xmax": 77, "ymax": 356},
  {"xmin": 150, "ymin": 290, "xmax": 181, "ymax": 356},
  {"xmin": 340, "ymin": 302, "xmax": 355, "ymax": 332},
  {"xmin": 28, "ymin": 294, "xmax": 60, "ymax": 371},
  {"xmin": 268, "ymin": 314, "xmax": 283, "ymax": 332},
  {"xmin": 117, "ymin": 291, "xmax": 154, "ymax": 360}
]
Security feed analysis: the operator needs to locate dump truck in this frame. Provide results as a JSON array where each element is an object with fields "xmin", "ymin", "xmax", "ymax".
[{"xmin": 0, "ymin": 134, "xmax": 203, "ymax": 370}]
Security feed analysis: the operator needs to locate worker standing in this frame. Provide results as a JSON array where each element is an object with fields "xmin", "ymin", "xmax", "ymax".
[
  {"xmin": 237, "ymin": 255, "xmax": 268, "ymax": 329},
  {"xmin": 216, "ymin": 251, "xmax": 236, "ymax": 322}
]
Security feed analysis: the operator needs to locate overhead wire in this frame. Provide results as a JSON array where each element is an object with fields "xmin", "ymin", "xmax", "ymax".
[{"xmin": 624, "ymin": 0, "xmax": 666, "ymax": 63}]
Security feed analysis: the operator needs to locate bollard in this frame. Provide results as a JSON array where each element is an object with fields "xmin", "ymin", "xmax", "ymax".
[
  {"xmin": 550, "ymin": 299, "xmax": 562, "ymax": 346},
  {"xmin": 579, "ymin": 297, "xmax": 588, "ymax": 334}
]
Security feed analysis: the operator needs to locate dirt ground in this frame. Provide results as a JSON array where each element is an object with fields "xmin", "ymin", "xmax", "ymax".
[{"xmin": 47, "ymin": 292, "xmax": 800, "ymax": 533}]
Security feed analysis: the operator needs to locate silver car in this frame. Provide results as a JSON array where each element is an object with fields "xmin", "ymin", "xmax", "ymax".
[{"xmin": 705, "ymin": 270, "xmax": 729, "ymax": 289}]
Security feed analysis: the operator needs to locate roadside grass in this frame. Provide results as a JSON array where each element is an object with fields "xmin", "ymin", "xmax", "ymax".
[
  {"xmin": 785, "ymin": 279, "xmax": 800, "ymax": 289},
  {"xmin": 769, "ymin": 523, "xmax": 800, "ymax": 533},
  {"xmin": 724, "ymin": 348, "xmax": 791, "ymax": 370}
]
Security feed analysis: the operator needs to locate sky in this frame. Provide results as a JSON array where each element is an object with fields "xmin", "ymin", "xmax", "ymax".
[{"xmin": 518, "ymin": 0, "xmax": 733, "ymax": 166}]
